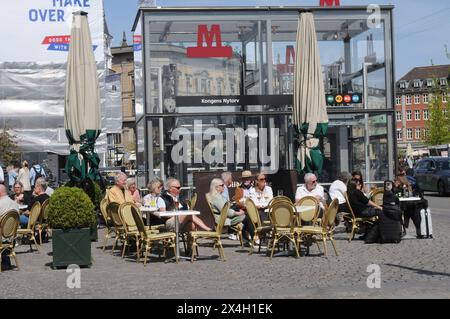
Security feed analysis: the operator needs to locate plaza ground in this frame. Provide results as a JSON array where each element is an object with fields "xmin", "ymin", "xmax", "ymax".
[{"xmin": 1, "ymin": 194, "xmax": 449, "ymax": 299}]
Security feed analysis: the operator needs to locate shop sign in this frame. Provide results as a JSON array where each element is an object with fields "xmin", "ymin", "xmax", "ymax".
[{"xmin": 187, "ymin": 24, "xmax": 233, "ymax": 58}]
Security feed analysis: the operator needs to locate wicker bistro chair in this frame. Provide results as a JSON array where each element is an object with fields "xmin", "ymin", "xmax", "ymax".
[
  {"xmin": 0, "ymin": 210, "xmax": 20, "ymax": 272},
  {"xmin": 130, "ymin": 205, "xmax": 177, "ymax": 265},
  {"xmin": 99, "ymin": 198, "xmax": 116, "ymax": 251},
  {"xmin": 205, "ymin": 193, "xmax": 243, "ymax": 247},
  {"xmin": 244, "ymin": 198, "xmax": 272, "ymax": 255},
  {"xmin": 269, "ymin": 201, "xmax": 300, "ymax": 260},
  {"xmin": 187, "ymin": 193, "xmax": 198, "ymax": 210},
  {"xmin": 370, "ymin": 188, "xmax": 384, "ymax": 206},
  {"xmin": 107, "ymin": 202, "xmax": 126, "ymax": 255},
  {"xmin": 36, "ymin": 198, "xmax": 50, "ymax": 245},
  {"xmin": 343, "ymin": 192, "xmax": 378, "ymax": 242},
  {"xmin": 266, "ymin": 196, "xmax": 292, "ymax": 223},
  {"xmin": 16, "ymin": 202, "xmax": 41, "ymax": 253},
  {"xmin": 296, "ymin": 196, "xmax": 321, "ymax": 227},
  {"xmin": 189, "ymin": 202, "xmax": 230, "ymax": 262},
  {"xmin": 295, "ymin": 198, "xmax": 339, "ymax": 257},
  {"xmin": 119, "ymin": 202, "xmax": 142, "ymax": 259}
]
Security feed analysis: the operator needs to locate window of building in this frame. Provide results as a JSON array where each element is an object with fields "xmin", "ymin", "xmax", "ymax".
[
  {"xmin": 406, "ymin": 110, "xmax": 412, "ymax": 121},
  {"xmin": 423, "ymin": 128, "xmax": 428, "ymax": 138},
  {"xmin": 426, "ymin": 79, "xmax": 433, "ymax": 87},
  {"xmin": 423, "ymin": 109, "xmax": 429, "ymax": 120},
  {"xmin": 399, "ymin": 81, "xmax": 406, "ymax": 89},
  {"xmin": 414, "ymin": 94, "xmax": 420, "ymax": 104},
  {"xmin": 415, "ymin": 110, "xmax": 421, "ymax": 120},
  {"xmin": 396, "ymin": 111, "xmax": 402, "ymax": 121},
  {"xmin": 406, "ymin": 95, "xmax": 412, "ymax": 105},
  {"xmin": 413, "ymin": 80, "xmax": 420, "ymax": 88},
  {"xmin": 415, "ymin": 128, "xmax": 421, "ymax": 139},
  {"xmin": 407, "ymin": 128, "xmax": 413, "ymax": 140},
  {"xmin": 423, "ymin": 94, "xmax": 429, "ymax": 104},
  {"xmin": 395, "ymin": 96, "xmax": 401, "ymax": 105},
  {"xmin": 440, "ymin": 78, "xmax": 448, "ymax": 86},
  {"xmin": 396, "ymin": 129, "xmax": 402, "ymax": 140}
]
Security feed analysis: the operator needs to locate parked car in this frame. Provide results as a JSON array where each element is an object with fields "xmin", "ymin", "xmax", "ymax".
[{"xmin": 414, "ymin": 157, "xmax": 450, "ymax": 196}]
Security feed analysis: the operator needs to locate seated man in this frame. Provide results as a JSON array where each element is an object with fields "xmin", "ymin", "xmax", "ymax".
[
  {"xmin": 22, "ymin": 178, "xmax": 50, "ymax": 228},
  {"xmin": 329, "ymin": 172, "xmax": 352, "ymax": 214},
  {"xmin": 160, "ymin": 178, "xmax": 211, "ymax": 232},
  {"xmin": 295, "ymin": 173, "xmax": 327, "ymax": 214},
  {"xmin": 105, "ymin": 172, "xmax": 133, "ymax": 205}
]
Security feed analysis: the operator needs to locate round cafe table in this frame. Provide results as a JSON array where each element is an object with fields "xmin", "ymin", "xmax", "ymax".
[{"xmin": 159, "ymin": 210, "xmax": 200, "ymax": 261}]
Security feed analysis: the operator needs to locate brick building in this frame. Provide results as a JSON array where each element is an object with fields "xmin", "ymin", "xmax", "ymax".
[{"xmin": 395, "ymin": 65, "xmax": 450, "ymax": 152}]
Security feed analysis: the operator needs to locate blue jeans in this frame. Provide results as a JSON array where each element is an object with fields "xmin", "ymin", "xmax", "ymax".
[{"xmin": 20, "ymin": 215, "xmax": 29, "ymax": 228}]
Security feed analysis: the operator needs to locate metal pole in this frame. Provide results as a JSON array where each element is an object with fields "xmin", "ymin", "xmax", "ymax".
[{"xmin": 363, "ymin": 63, "xmax": 371, "ymax": 186}]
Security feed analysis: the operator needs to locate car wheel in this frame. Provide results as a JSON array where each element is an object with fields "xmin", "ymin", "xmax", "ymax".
[{"xmin": 438, "ymin": 180, "xmax": 446, "ymax": 197}]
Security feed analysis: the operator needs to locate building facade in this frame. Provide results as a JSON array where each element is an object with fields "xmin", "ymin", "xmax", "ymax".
[
  {"xmin": 111, "ymin": 35, "xmax": 137, "ymax": 167},
  {"xmin": 395, "ymin": 65, "xmax": 450, "ymax": 152},
  {"xmin": 133, "ymin": 6, "xmax": 396, "ymax": 189}
]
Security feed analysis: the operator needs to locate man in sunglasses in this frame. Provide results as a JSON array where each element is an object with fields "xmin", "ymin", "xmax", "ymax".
[
  {"xmin": 295, "ymin": 173, "xmax": 326, "ymax": 213},
  {"xmin": 161, "ymin": 177, "xmax": 211, "ymax": 232}
]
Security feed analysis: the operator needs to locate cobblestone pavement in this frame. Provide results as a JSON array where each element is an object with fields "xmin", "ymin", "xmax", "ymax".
[{"xmin": 1, "ymin": 198, "xmax": 449, "ymax": 299}]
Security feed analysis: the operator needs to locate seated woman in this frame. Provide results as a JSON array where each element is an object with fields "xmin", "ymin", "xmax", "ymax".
[
  {"xmin": 208, "ymin": 178, "xmax": 246, "ymax": 239},
  {"xmin": 142, "ymin": 179, "xmax": 166, "ymax": 225},
  {"xmin": 9, "ymin": 181, "xmax": 30, "ymax": 206},
  {"xmin": 126, "ymin": 178, "xmax": 142, "ymax": 207},
  {"xmin": 347, "ymin": 179, "xmax": 382, "ymax": 218}
]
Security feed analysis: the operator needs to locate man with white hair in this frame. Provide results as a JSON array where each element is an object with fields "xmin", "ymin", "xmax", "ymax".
[
  {"xmin": 105, "ymin": 172, "xmax": 133, "ymax": 204},
  {"xmin": 295, "ymin": 173, "xmax": 326, "ymax": 211}
]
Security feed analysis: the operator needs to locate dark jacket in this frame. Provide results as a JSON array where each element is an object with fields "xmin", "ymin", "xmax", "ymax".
[{"xmin": 160, "ymin": 190, "xmax": 188, "ymax": 212}]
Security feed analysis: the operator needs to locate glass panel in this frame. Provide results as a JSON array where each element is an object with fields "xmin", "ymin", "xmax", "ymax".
[
  {"xmin": 133, "ymin": 16, "xmax": 144, "ymax": 119},
  {"xmin": 147, "ymin": 20, "xmax": 269, "ymax": 114},
  {"xmin": 322, "ymin": 113, "xmax": 390, "ymax": 184},
  {"xmin": 148, "ymin": 114, "xmax": 289, "ymax": 187},
  {"xmin": 271, "ymin": 15, "xmax": 387, "ymax": 109},
  {"xmin": 136, "ymin": 118, "xmax": 146, "ymax": 188}
]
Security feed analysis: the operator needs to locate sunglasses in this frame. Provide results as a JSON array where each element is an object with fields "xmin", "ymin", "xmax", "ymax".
[
  {"xmin": 258, "ymin": 178, "xmax": 266, "ymax": 181},
  {"xmin": 218, "ymin": 184, "xmax": 225, "ymax": 187},
  {"xmin": 171, "ymin": 186, "xmax": 181, "ymax": 190},
  {"xmin": 311, "ymin": 180, "xmax": 317, "ymax": 184}
]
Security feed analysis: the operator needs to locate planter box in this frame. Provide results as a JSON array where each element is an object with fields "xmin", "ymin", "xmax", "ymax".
[{"xmin": 52, "ymin": 228, "xmax": 91, "ymax": 268}]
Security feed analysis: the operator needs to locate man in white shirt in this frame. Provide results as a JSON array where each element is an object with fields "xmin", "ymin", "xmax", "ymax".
[{"xmin": 295, "ymin": 173, "xmax": 326, "ymax": 211}]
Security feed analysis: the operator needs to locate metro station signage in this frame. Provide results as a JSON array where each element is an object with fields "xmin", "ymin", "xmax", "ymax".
[
  {"xmin": 187, "ymin": 24, "xmax": 233, "ymax": 58},
  {"xmin": 326, "ymin": 93, "xmax": 363, "ymax": 107}
]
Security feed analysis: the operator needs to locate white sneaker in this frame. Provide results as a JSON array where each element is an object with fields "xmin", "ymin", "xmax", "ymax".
[{"xmin": 227, "ymin": 234, "xmax": 238, "ymax": 240}]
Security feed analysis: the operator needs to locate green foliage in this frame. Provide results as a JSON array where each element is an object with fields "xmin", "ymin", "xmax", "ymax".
[
  {"xmin": 64, "ymin": 179, "xmax": 104, "ymax": 210},
  {"xmin": 0, "ymin": 123, "xmax": 20, "ymax": 165},
  {"xmin": 424, "ymin": 78, "xmax": 450, "ymax": 145},
  {"xmin": 48, "ymin": 187, "xmax": 96, "ymax": 230}
]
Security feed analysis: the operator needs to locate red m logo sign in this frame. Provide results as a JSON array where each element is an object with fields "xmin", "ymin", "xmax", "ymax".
[
  {"xmin": 320, "ymin": 0, "xmax": 341, "ymax": 6},
  {"xmin": 187, "ymin": 25, "xmax": 233, "ymax": 58}
]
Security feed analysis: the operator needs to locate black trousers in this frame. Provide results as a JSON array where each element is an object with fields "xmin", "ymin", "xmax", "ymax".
[{"xmin": 402, "ymin": 199, "xmax": 427, "ymax": 236}]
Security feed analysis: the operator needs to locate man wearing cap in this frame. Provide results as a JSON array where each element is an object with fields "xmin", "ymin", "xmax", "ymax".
[{"xmin": 233, "ymin": 170, "xmax": 254, "ymax": 209}]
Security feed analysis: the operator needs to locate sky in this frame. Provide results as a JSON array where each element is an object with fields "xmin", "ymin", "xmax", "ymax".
[{"xmin": 104, "ymin": 0, "xmax": 450, "ymax": 80}]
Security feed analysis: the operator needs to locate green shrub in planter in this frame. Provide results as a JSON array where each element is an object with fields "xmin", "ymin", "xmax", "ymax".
[
  {"xmin": 48, "ymin": 187, "xmax": 96, "ymax": 230},
  {"xmin": 48, "ymin": 187, "xmax": 96, "ymax": 268}
]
